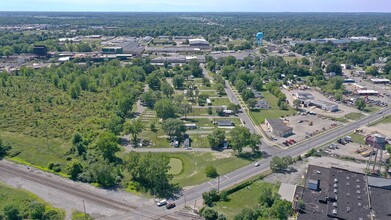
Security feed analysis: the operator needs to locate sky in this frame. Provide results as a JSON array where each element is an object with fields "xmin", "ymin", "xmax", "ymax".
[{"xmin": 1, "ymin": 0, "xmax": 391, "ymax": 12}]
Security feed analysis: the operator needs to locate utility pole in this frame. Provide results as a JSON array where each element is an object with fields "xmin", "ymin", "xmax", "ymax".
[
  {"xmin": 217, "ymin": 176, "xmax": 220, "ymax": 193},
  {"xmin": 82, "ymin": 200, "xmax": 87, "ymax": 219}
]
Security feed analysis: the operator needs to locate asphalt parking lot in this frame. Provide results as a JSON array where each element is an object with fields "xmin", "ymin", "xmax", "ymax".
[{"xmin": 261, "ymin": 113, "xmax": 341, "ymax": 146}]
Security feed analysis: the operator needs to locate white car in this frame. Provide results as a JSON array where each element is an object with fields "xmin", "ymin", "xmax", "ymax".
[
  {"xmin": 254, "ymin": 162, "xmax": 260, "ymax": 167},
  {"xmin": 156, "ymin": 199, "xmax": 167, "ymax": 207}
]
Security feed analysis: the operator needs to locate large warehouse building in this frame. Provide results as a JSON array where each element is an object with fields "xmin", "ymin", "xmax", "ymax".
[
  {"xmin": 293, "ymin": 92, "xmax": 338, "ymax": 112},
  {"xmin": 188, "ymin": 38, "xmax": 210, "ymax": 47}
]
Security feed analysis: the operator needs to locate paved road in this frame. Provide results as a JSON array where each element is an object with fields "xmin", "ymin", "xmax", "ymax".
[{"xmin": 114, "ymin": 107, "xmax": 391, "ymax": 219}]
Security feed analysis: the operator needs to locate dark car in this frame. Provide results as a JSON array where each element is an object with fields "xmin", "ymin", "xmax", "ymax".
[{"xmin": 166, "ymin": 202, "xmax": 176, "ymax": 209}]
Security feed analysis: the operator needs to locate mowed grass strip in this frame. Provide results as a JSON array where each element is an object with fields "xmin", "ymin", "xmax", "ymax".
[{"xmin": 168, "ymin": 158, "xmax": 183, "ymax": 175}]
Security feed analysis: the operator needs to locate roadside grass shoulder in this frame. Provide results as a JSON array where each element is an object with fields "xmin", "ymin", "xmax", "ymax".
[{"xmin": 345, "ymin": 112, "xmax": 365, "ymax": 120}]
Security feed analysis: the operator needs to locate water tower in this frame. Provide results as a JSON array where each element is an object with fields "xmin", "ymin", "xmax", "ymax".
[{"xmin": 256, "ymin": 32, "xmax": 264, "ymax": 47}]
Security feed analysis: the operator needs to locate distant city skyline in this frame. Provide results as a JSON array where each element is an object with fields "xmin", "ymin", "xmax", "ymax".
[{"xmin": 1, "ymin": 0, "xmax": 391, "ymax": 12}]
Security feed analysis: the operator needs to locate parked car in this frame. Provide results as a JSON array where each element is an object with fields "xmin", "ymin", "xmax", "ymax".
[
  {"xmin": 166, "ymin": 202, "xmax": 176, "ymax": 209},
  {"xmin": 254, "ymin": 162, "xmax": 260, "ymax": 167},
  {"xmin": 156, "ymin": 199, "xmax": 167, "ymax": 207}
]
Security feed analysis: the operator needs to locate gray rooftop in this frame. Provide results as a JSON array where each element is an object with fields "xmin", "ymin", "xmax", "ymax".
[{"xmin": 265, "ymin": 118, "xmax": 293, "ymax": 133}]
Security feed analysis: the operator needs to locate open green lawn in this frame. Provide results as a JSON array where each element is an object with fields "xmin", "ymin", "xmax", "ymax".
[
  {"xmin": 183, "ymin": 107, "xmax": 217, "ymax": 116},
  {"xmin": 210, "ymin": 97, "xmax": 232, "ymax": 106},
  {"xmin": 168, "ymin": 158, "xmax": 183, "ymax": 175},
  {"xmin": 349, "ymin": 133, "xmax": 366, "ymax": 145},
  {"xmin": 169, "ymin": 152, "xmax": 260, "ymax": 186},
  {"xmin": 138, "ymin": 110, "xmax": 171, "ymax": 148},
  {"xmin": 198, "ymin": 90, "xmax": 217, "ymax": 96},
  {"xmin": 249, "ymin": 92, "xmax": 296, "ymax": 125},
  {"xmin": 345, "ymin": 112, "xmax": 365, "ymax": 120},
  {"xmin": 214, "ymin": 181, "xmax": 279, "ymax": 219},
  {"xmin": 182, "ymin": 117, "xmax": 242, "ymax": 129},
  {"xmin": 0, "ymin": 182, "xmax": 65, "ymax": 219}
]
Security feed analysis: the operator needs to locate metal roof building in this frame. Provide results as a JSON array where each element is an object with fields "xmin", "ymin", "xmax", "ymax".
[{"xmin": 265, "ymin": 118, "xmax": 293, "ymax": 137}]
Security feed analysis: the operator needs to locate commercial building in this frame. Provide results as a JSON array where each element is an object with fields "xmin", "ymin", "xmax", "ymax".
[
  {"xmin": 265, "ymin": 118, "xmax": 293, "ymax": 137},
  {"xmin": 370, "ymin": 78, "xmax": 390, "ymax": 84},
  {"xmin": 188, "ymin": 39, "xmax": 210, "ymax": 47},
  {"xmin": 256, "ymin": 32, "xmax": 264, "ymax": 46},
  {"xmin": 145, "ymin": 46, "xmax": 204, "ymax": 54},
  {"xmin": 150, "ymin": 55, "xmax": 206, "ymax": 65},
  {"xmin": 357, "ymin": 89, "xmax": 379, "ymax": 96},
  {"xmin": 293, "ymin": 92, "xmax": 338, "ymax": 112},
  {"xmin": 102, "ymin": 47, "xmax": 123, "ymax": 54},
  {"xmin": 32, "ymin": 45, "xmax": 48, "ymax": 56},
  {"xmin": 294, "ymin": 165, "xmax": 391, "ymax": 220},
  {"xmin": 304, "ymin": 99, "xmax": 339, "ymax": 112}
]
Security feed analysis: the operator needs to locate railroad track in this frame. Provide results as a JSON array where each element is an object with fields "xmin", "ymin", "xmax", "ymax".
[{"xmin": 0, "ymin": 163, "xmax": 176, "ymax": 219}]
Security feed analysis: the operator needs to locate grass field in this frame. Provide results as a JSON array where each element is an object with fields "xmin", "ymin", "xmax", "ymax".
[
  {"xmin": 168, "ymin": 158, "xmax": 183, "ymax": 175},
  {"xmin": 169, "ymin": 152, "xmax": 259, "ymax": 186},
  {"xmin": 0, "ymin": 131, "xmax": 69, "ymax": 171},
  {"xmin": 345, "ymin": 112, "xmax": 365, "ymax": 120},
  {"xmin": 137, "ymin": 110, "xmax": 171, "ymax": 148},
  {"xmin": 249, "ymin": 92, "xmax": 296, "ymax": 125},
  {"xmin": 349, "ymin": 133, "xmax": 366, "ymax": 145},
  {"xmin": 0, "ymin": 182, "xmax": 65, "ymax": 219},
  {"xmin": 210, "ymin": 97, "xmax": 232, "ymax": 106},
  {"xmin": 214, "ymin": 181, "xmax": 279, "ymax": 219}
]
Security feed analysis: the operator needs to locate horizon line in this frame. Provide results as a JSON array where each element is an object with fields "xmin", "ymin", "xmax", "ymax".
[{"xmin": 0, "ymin": 11, "xmax": 390, "ymax": 13}]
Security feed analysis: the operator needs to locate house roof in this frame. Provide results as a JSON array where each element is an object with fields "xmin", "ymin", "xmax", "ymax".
[{"xmin": 217, "ymin": 120, "xmax": 233, "ymax": 126}]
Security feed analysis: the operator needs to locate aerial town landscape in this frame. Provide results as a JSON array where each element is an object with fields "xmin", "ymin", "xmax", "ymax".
[{"xmin": 0, "ymin": 1, "xmax": 391, "ymax": 220}]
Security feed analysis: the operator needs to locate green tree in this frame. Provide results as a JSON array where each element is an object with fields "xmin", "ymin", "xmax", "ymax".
[
  {"xmin": 146, "ymin": 72, "xmax": 161, "ymax": 90},
  {"xmin": 90, "ymin": 161, "xmax": 119, "ymax": 187},
  {"xmin": 259, "ymin": 184, "xmax": 276, "ymax": 207},
  {"xmin": 66, "ymin": 159, "xmax": 83, "ymax": 180},
  {"xmin": 235, "ymin": 80, "xmax": 247, "ymax": 93},
  {"xmin": 96, "ymin": 132, "xmax": 120, "ymax": 162},
  {"xmin": 155, "ymin": 98, "xmax": 176, "ymax": 119},
  {"xmin": 125, "ymin": 152, "xmax": 173, "ymax": 197},
  {"xmin": 207, "ymin": 129, "xmax": 226, "ymax": 148},
  {"xmin": 125, "ymin": 119, "xmax": 144, "ymax": 144},
  {"xmin": 249, "ymin": 134, "xmax": 261, "ymax": 153},
  {"xmin": 141, "ymin": 90, "xmax": 157, "ymax": 108},
  {"xmin": 251, "ymin": 77, "xmax": 263, "ymax": 91},
  {"xmin": 172, "ymin": 75, "xmax": 185, "ymax": 89},
  {"xmin": 355, "ymin": 98, "xmax": 366, "ymax": 110},
  {"xmin": 3, "ymin": 204, "xmax": 20, "ymax": 220},
  {"xmin": 201, "ymin": 208, "xmax": 219, "ymax": 220},
  {"xmin": 70, "ymin": 83, "xmax": 81, "ymax": 99},
  {"xmin": 326, "ymin": 63, "xmax": 342, "ymax": 75},
  {"xmin": 270, "ymin": 199, "xmax": 293, "ymax": 219},
  {"xmin": 0, "ymin": 139, "xmax": 12, "ymax": 158},
  {"xmin": 180, "ymin": 103, "xmax": 193, "ymax": 119},
  {"xmin": 202, "ymin": 189, "xmax": 220, "ymax": 207},
  {"xmin": 246, "ymin": 98, "xmax": 257, "ymax": 109},
  {"xmin": 233, "ymin": 208, "xmax": 259, "ymax": 220},
  {"xmin": 216, "ymin": 83, "xmax": 225, "ymax": 95},
  {"xmin": 161, "ymin": 82, "xmax": 174, "ymax": 98},
  {"xmin": 29, "ymin": 201, "xmax": 45, "ymax": 219},
  {"xmin": 230, "ymin": 127, "xmax": 252, "ymax": 153},
  {"xmin": 205, "ymin": 165, "xmax": 219, "ymax": 178},
  {"xmin": 162, "ymin": 118, "xmax": 186, "ymax": 140}
]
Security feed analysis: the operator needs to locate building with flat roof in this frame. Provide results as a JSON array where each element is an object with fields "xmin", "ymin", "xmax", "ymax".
[
  {"xmin": 293, "ymin": 92, "xmax": 315, "ymax": 101},
  {"xmin": 295, "ymin": 165, "xmax": 391, "ymax": 220},
  {"xmin": 265, "ymin": 118, "xmax": 293, "ymax": 137},
  {"xmin": 188, "ymin": 38, "xmax": 210, "ymax": 47},
  {"xmin": 357, "ymin": 90, "xmax": 379, "ymax": 96},
  {"xmin": 304, "ymin": 99, "xmax": 339, "ymax": 112},
  {"xmin": 371, "ymin": 78, "xmax": 390, "ymax": 84},
  {"xmin": 217, "ymin": 120, "xmax": 234, "ymax": 127},
  {"xmin": 102, "ymin": 47, "xmax": 123, "ymax": 54}
]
